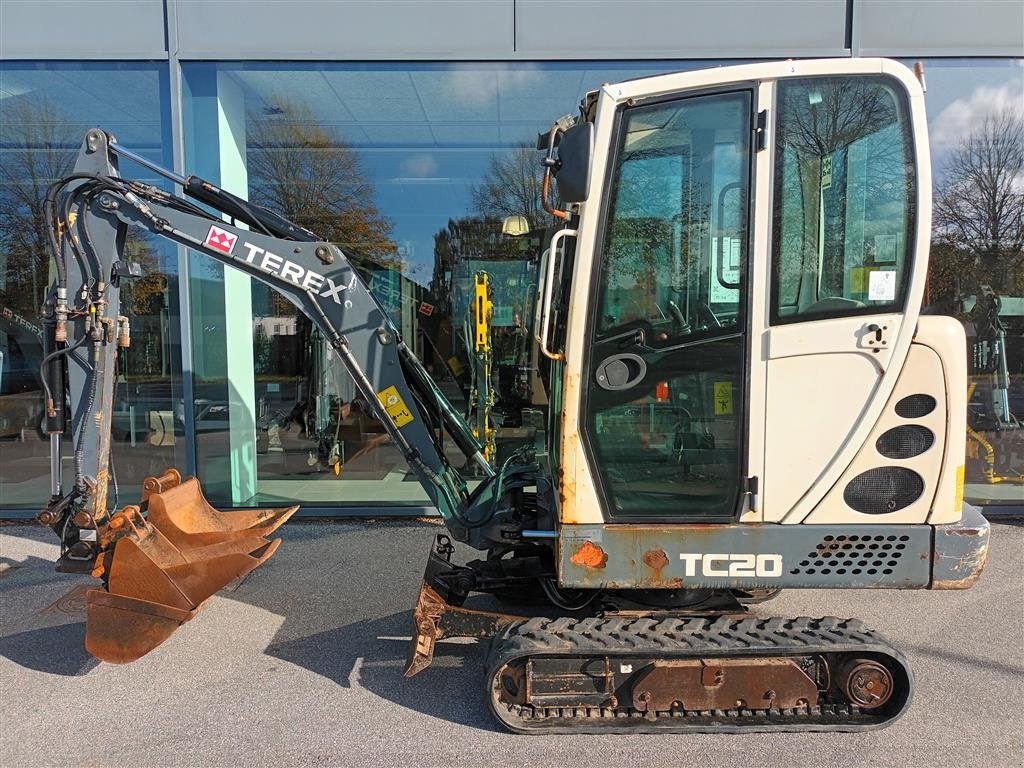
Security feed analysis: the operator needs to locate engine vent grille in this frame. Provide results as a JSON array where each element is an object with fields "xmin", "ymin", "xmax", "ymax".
[
  {"xmin": 895, "ymin": 394, "xmax": 936, "ymax": 418},
  {"xmin": 789, "ymin": 534, "xmax": 909, "ymax": 576},
  {"xmin": 876, "ymin": 425, "xmax": 934, "ymax": 459},
  {"xmin": 843, "ymin": 467, "xmax": 924, "ymax": 514}
]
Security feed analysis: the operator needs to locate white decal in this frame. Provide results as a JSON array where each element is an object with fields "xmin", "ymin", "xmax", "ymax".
[
  {"xmin": 205, "ymin": 225, "xmax": 237, "ymax": 255},
  {"xmin": 728, "ymin": 553, "xmax": 757, "ymax": 578},
  {"xmin": 704, "ymin": 554, "xmax": 730, "ymax": 577},
  {"xmin": 302, "ymin": 271, "xmax": 325, "ymax": 292},
  {"xmin": 237, "ymin": 240, "xmax": 354, "ymax": 305},
  {"xmin": 679, "ymin": 553, "xmax": 783, "ymax": 578},
  {"xmin": 321, "ymin": 275, "xmax": 357, "ymax": 303},
  {"xmin": 868, "ymin": 269, "xmax": 897, "ymax": 302}
]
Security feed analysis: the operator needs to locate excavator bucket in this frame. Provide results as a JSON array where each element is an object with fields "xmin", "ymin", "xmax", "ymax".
[
  {"xmin": 84, "ymin": 470, "xmax": 297, "ymax": 663},
  {"xmin": 145, "ymin": 473, "xmax": 297, "ymax": 548}
]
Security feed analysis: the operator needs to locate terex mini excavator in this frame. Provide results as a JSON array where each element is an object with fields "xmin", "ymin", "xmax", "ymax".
[{"xmin": 37, "ymin": 59, "xmax": 989, "ymax": 734}]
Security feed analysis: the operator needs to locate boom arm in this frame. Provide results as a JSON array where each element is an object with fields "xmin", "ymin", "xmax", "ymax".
[{"xmin": 38, "ymin": 129, "xmax": 526, "ymax": 566}]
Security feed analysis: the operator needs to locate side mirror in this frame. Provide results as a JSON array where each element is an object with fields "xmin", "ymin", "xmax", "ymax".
[{"xmin": 553, "ymin": 122, "xmax": 593, "ymax": 203}]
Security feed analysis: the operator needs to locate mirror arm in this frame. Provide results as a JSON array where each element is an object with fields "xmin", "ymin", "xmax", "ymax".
[{"xmin": 542, "ymin": 124, "xmax": 571, "ymax": 221}]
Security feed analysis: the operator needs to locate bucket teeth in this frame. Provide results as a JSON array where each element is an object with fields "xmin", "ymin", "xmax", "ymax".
[{"xmin": 83, "ymin": 471, "xmax": 293, "ymax": 663}]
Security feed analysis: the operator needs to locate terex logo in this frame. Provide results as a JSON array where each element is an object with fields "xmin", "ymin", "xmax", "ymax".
[
  {"xmin": 204, "ymin": 225, "xmax": 237, "ymax": 254},
  {"xmin": 240, "ymin": 242, "xmax": 356, "ymax": 305},
  {"xmin": 679, "ymin": 553, "xmax": 783, "ymax": 578}
]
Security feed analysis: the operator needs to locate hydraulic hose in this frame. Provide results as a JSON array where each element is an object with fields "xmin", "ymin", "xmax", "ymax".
[
  {"xmin": 39, "ymin": 334, "xmax": 88, "ymax": 426},
  {"xmin": 43, "ymin": 173, "xmax": 125, "ymax": 289}
]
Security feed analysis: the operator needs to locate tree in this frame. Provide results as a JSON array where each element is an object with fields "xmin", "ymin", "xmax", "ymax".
[
  {"xmin": 242, "ymin": 102, "xmax": 401, "ymax": 379},
  {"xmin": 930, "ymin": 107, "xmax": 1024, "ymax": 304},
  {"xmin": 470, "ymin": 143, "xmax": 547, "ymax": 230},
  {"xmin": 246, "ymin": 103, "xmax": 398, "ymax": 267},
  {"xmin": 430, "ymin": 141, "xmax": 551, "ymax": 312},
  {"xmin": 775, "ymin": 80, "xmax": 905, "ymax": 299},
  {"xmin": 1, "ymin": 98, "xmax": 171, "ymax": 377},
  {"xmin": 0, "ymin": 100, "xmax": 75, "ymax": 318}
]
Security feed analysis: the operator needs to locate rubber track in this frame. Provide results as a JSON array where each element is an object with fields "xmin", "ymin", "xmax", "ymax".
[{"xmin": 485, "ymin": 615, "xmax": 912, "ymax": 734}]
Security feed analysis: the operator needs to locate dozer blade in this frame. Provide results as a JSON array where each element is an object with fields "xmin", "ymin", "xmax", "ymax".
[{"xmin": 84, "ymin": 475, "xmax": 292, "ymax": 663}]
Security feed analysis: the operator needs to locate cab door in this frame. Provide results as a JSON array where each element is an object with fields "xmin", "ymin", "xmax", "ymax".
[
  {"xmin": 578, "ymin": 86, "xmax": 755, "ymax": 522},
  {"xmin": 758, "ymin": 70, "xmax": 925, "ymax": 522}
]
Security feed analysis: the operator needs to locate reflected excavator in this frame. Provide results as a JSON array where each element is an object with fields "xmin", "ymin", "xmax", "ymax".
[
  {"xmin": 963, "ymin": 286, "xmax": 1024, "ymax": 484},
  {"xmin": 36, "ymin": 59, "xmax": 989, "ymax": 734}
]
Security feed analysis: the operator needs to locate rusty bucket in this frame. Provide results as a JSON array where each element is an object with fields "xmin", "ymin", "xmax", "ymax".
[{"xmin": 84, "ymin": 469, "xmax": 297, "ymax": 663}]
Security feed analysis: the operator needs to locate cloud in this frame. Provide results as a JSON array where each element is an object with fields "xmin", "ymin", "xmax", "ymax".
[
  {"xmin": 399, "ymin": 153, "xmax": 439, "ymax": 178},
  {"xmin": 444, "ymin": 64, "xmax": 546, "ymax": 106},
  {"xmin": 931, "ymin": 83, "xmax": 1024, "ymax": 149}
]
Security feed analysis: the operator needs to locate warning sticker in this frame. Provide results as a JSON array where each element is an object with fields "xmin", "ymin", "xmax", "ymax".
[
  {"xmin": 713, "ymin": 381, "xmax": 733, "ymax": 416},
  {"xmin": 377, "ymin": 385, "xmax": 414, "ymax": 428},
  {"xmin": 868, "ymin": 269, "xmax": 897, "ymax": 302}
]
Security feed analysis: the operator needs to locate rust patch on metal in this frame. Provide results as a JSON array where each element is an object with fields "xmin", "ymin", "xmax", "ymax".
[
  {"xmin": 558, "ymin": 372, "xmax": 583, "ymax": 524},
  {"xmin": 931, "ymin": 513, "xmax": 991, "ymax": 589},
  {"xmin": 932, "ymin": 541, "xmax": 989, "ymax": 589},
  {"xmin": 642, "ymin": 548, "xmax": 669, "ymax": 577},
  {"xmin": 653, "ymin": 577, "xmax": 685, "ymax": 589},
  {"xmin": 569, "ymin": 540, "xmax": 608, "ymax": 569},
  {"xmin": 631, "ymin": 658, "xmax": 819, "ymax": 712},
  {"xmin": 558, "ymin": 464, "xmax": 576, "ymax": 523},
  {"xmin": 404, "ymin": 582, "xmax": 523, "ymax": 678},
  {"xmin": 141, "ymin": 468, "xmax": 182, "ymax": 502},
  {"xmin": 839, "ymin": 659, "xmax": 894, "ymax": 710}
]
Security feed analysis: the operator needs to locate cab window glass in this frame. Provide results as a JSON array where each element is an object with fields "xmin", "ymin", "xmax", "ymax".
[
  {"xmin": 596, "ymin": 91, "xmax": 751, "ymax": 343},
  {"xmin": 772, "ymin": 76, "xmax": 916, "ymax": 322},
  {"xmin": 585, "ymin": 90, "xmax": 752, "ymax": 521}
]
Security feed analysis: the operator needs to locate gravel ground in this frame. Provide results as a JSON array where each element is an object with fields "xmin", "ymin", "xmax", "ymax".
[{"xmin": 1, "ymin": 519, "xmax": 1021, "ymax": 768}]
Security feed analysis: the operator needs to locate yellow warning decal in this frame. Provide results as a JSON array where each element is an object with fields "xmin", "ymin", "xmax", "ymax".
[
  {"xmin": 377, "ymin": 385, "xmax": 414, "ymax": 428},
  {"xmin": 850, "ymin": 265, "xmax": 879, "ymax": 295},
  {"xmin": 954, "ymin": 464, "xmax": 965, "ymax": 512},
  {"xmin": 713, "ymin": 381, "xmax": 733, "ymax": 415}
]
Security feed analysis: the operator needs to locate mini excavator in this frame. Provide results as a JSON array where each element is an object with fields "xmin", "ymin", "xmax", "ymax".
[{"xmin": 36, "ymin": 59, "xmax": 989, "ymax": 734}]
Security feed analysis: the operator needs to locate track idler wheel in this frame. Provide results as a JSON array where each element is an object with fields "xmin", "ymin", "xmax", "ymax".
[{"xmin": 839, "ymin": 658, "xmax": 895, "ymax": 710}]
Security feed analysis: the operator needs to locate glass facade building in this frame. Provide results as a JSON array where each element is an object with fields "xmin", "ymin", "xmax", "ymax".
[{"xmin": 1, "ymin": 1, "xmax": 1021, "ymax": 515}]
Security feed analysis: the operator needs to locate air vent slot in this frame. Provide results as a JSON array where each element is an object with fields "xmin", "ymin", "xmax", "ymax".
[
  {"xmin": 876, "ymin": 425, "xmax": 934, "ymax": 459},
  {"xmin": 789, "ymin": 534, "xmax": 909, "ymax": 576},
  {"xmin": 843, "ymin": 467, "xmax": 924, "ymax": 514},
  {"xmin": 894, "ymin": 394, "xmax": 936, "ymax": 418}
]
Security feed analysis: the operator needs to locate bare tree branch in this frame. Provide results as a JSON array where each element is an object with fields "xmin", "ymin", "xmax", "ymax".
[{"xmin": 931, "ymin": 105, "xmax": 1024, "ymax": 301}]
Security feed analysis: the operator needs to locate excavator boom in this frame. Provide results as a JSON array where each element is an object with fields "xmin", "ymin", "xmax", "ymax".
[{"xmin": 36, "ymin": 129, "xmax": 517, "ymax": 661}]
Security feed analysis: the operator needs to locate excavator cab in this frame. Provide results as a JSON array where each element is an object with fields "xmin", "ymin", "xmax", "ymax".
[
  {"xmin": 36, "ymin": 58, "xmax": 988, "ymax": 733},
  {"xmin": 536, "ymin": 60, "xmax": 977, "ymax": 590}
]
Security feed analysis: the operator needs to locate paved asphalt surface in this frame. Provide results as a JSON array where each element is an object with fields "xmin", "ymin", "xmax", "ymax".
[{"xmin": 1, "ymin": 519, "xmax": 1021, "ymax": 768}]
